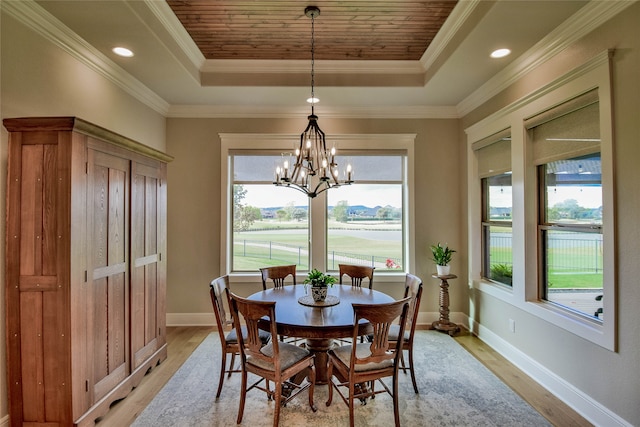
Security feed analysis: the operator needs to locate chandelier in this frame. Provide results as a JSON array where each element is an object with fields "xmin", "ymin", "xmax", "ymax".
[{"xmin": 273, "ymin": 6, "xmax": 353, "ymax": 198}]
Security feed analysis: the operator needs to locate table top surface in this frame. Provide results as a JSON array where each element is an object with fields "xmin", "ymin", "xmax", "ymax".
[{"xmin": 247, "ymin": 284, "xmax": 395, "ymax": 339}]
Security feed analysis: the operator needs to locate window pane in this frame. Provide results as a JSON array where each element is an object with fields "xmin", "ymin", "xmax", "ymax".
[
  {"xmin": 482, "ymin": 173, "xmax": 513, "ymax": 286},
  {"xmin": 486, "ymin": 173, "xmax": 512, "ymax": 221},
  {"xmin": 543, "ymin": 229, "xmax": 603, "ymax": 319},
  {"xmin": 545, "ymin": 154, "xmax": 602, "ymax": 225},
  {"xmin": 327, "ymin": 184, "xmax": 403, "ymax": 271},
  {"xmin": 232, "ymin": 184, "xmax": 309, "ymax": 271},
  {"xmin": 484, "ymin": 225, "xmax": 513, "ymax": 286}
]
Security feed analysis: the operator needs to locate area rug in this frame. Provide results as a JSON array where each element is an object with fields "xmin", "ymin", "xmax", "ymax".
[{"xmin": 132, "ymin": 331, "xmax": 551, "ymax": 427}]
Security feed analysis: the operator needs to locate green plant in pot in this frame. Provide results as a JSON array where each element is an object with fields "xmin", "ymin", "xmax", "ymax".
[
  {"xmin": 490, "ymin": 263, "xmax": 513, "ymax": 285},
  {"xmin": 430, "ymin": 242, "xmax": 456, "ymax": 276},
  {"xmin": 304, "ymin": 268, "xmax": 336, "ymax": 302}
]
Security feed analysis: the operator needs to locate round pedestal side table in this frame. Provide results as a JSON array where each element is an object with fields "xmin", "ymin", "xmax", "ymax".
[{"xmin": 431, "ymin": 274, "xmax": 461, "ymax": 336}]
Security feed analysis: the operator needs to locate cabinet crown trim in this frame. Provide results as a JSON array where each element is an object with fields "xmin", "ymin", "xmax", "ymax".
[{"xmin": 3, "ymin": 116, "xmax": 173, "ymax": 163}]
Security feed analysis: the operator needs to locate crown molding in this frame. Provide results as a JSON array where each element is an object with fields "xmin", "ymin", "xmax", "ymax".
[
  {"xmin": 200, "ymin": 58, "xmax": 424, "ymax": 75},
  {"xmin": 419, "ymin": 0, "xmax": 482, "ymax": 70},
  {"xmin": 4, "ymin": 0, "xmax": 170, "ymax": 115},
  {"xmin": 456, "ymin": 0, "xmax": 635, "ymax": 117},
  {"xmin": 143, "ymin": 0, "xmax": 205, "ymax": 70},
  {"xmin": 167, "ymin": 104, "xmax": 459, "ymax": 120}
]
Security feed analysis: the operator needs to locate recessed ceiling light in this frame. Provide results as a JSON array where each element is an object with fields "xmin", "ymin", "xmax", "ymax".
[
  {"xmin": 112, "ymin": 47, "xmax": 134, "ymax": 57},
  {"xmin": 490, "ymin": 48, "xmax": 511, "ymax": 59}
]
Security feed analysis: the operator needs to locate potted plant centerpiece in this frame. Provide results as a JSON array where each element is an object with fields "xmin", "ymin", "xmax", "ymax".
[
  {"xmin": 304, "ymin": 268, "xmax": 336, "ymax": 302},
  {"xmin": 430, "ymin": 242, "xmax": 456, "ymax": 276}
]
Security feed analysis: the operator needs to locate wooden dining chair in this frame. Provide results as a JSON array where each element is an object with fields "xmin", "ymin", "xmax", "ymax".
[
  {"xmin": 389, "ymin": 273, "xmax": 423, "ymax": 393},
  {"xmin": 228, "ymin": 292, "xmax": 317, "ymax": 427},
  {"xmin": 209, "ymin": 275, "xmax": 270, "ymax": 399},
  {"xmin": 325, "ymin": 297, "xmax": 411, "ymax": 427},
  {"xmin": 338, "ymin": 264, "xmax": 375, "ymax": 289},
  {"xmin": 260, "ymin": 264, "xmax": 297, "ymax": 290},
  {"xmin": 260, "ymin": 264, "xmax": 300, "ymax": 343}
]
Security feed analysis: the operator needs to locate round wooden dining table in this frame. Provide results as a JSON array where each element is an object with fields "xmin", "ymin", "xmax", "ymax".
[{"xmin": 247, "ymin": 284, "xmax": 395, "ymax": 384}]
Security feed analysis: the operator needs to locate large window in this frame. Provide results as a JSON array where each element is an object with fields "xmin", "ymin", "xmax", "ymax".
[
  {"xmin": 326, "ymin": 154, "xmax": 405, "ymax": 271},
  {"xmin": 222, "ymin": 134, "xmax": 414, "ymax": 277},
  {"xmin": 467, "ymin": 52, "xmax": 615, "ymax": 349},
  {"xmin": 475, "ymin": 130, "xmax": 513, "ymax": 286},
  {"xmin": 529, "ymin": 91, "xmax": 603, "ymax": 320}
]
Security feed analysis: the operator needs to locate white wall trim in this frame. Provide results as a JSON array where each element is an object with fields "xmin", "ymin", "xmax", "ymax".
[
  {"xmin": 4, "ymin": 0, "xmax": 169, "ymax": 115},
  {"xmin": 143, "ymin": 0, "xmax": 205, "ymax": 71},
  {"xmin": 471, "ymin": 319, "xmax": 633, "ymax": 427},
  {"xmin": 166, "ymin": 104, "xmax": 460, "ymax": 119},
  {"xmin": 457, "ymin": 0, "xmax": 634, "ymax": 117}
]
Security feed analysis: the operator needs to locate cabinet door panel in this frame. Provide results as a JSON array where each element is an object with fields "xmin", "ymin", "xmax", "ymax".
[
  {"xmin": 131, "ymin": 161, "xmax": 165, "ymax": 368},
  {"xmin": 87, "ymin": 149, "xmax": 130, "ymax": 403}
]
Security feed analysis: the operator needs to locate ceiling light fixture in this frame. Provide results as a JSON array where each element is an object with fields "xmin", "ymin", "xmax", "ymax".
[
  {"xmin": 112, "ymin": 47, "xmax": 134, "ymax": 57},
  {"xmin": 273, "ymin": 6, "xmax": 353, "ymax": 198},
  {"xmin": 490, "ymin": 48, "xmax": 511, "ymax": 58}
]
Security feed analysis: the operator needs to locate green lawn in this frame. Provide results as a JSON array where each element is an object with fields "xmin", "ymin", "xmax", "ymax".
[
  {"xmin": 233, "ymin": 225, "xmax": 402, "ymax": 271},
  {"xmin": 547, "ymin": 272, "xmax": 603, "ymax": 289}
]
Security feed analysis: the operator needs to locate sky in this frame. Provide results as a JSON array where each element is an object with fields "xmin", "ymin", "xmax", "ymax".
[{"xmin": 490, "ymin": 185, "xmax": 602, "ymax": 208}]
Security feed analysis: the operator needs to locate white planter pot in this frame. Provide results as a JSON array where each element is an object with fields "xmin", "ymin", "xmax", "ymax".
[
  {"xmin": 436, "ymin": 264, "xmax": 451, "ymax": 276},
  {"xmin": 311, "ymin": 286, "xmax": 328, "ymax": 302}
]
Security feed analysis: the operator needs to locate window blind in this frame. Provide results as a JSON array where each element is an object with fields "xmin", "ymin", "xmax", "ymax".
[
  {"xmin": 473, "ymin": 128, "xmax": 511, "ymax": 178},
  {"xmin": 526, "ymin": 89, "xmax": 600, "ymax": 165}
]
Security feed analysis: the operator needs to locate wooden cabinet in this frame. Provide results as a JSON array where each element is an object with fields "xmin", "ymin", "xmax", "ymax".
[{"xmin": 4, "ymin": 117, "xmax": 172, "ymax": 427}]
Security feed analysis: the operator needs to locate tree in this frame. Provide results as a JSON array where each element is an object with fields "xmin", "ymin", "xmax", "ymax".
[
  {"xmin": 233, "ymin": 184, "xmax": 247, "ymax": 223},
  {"xmin": 233, "ymin": 184, "xmax": 262, "ymax": 231},
  {"xmin": 292, "ymin": 208, "xmax": 307, "ymax": 222},
  {"xmin": 235, "ymin": 205, "xmax": 261, "ymax": 231},
  {"xmin": 276, "ymin": 209, "xmax": 287, "ymax": 221},
  {"xmin": 283, "ymin": 202, "xmax": 296, "ymax": 221},
  {"xmin": 332, "ymin": 200, "xmax": 349, "ymax": 222},
  {"xmin": 376, "ymin": 206, "xmax": 393, "ymax": 220},
  {"xmin": 233, "ymin": 184, "xmax": 247, "ymax": 212}
]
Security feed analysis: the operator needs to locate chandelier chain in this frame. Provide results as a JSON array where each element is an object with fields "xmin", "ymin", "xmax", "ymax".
[
  {"xmin": 272, "ymin": 6, "xmax": 353, "ymax": 198},
  {"xmin": 310, "ymin": 11, "xmax": 315, "ymax": 111}
]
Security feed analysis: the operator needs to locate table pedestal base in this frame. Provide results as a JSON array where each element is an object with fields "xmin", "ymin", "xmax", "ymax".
[{"xmin": 304, "ymin": 338, "xmax": 336, "ymax": 384}]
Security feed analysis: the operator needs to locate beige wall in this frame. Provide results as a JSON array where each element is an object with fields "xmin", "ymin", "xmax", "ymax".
[
  {"xmin": 2, "ymin": 0, "xmax": 639, "ymax": 425},
  {"xmin": 0, "ymin": 11, "xmax": 167, "ymax": 421},
  {"xmin": 165, "ymin": 117, "xmax": 465, "ymax": 315},
  {"xmin": 462, "ymin": 3, "xmax": 640, "ymax": 425}
]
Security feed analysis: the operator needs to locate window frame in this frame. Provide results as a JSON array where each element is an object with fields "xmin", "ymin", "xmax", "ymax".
[
  {"xmin": 220, "ymin": 133, "xmax": 416, "ymax": 284},
  {"xmin": 481, "ymin": 173, "xmax": 513, "ymax": 286},
  {"xmin": 536, "ymin": 153, "xmax": 603, "ymax": 319},
  {"xmin": 466, "ymin": 50, "xmax": 616, "ymax": 350}
]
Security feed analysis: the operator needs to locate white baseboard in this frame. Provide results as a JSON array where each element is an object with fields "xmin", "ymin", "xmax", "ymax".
[
  {"xmin": 167, "ymin": 312, "xmax": 215, "ymax": 326},
  {"xmin": 470, "ymin": 318, "xmax": 632, "ymax": 427}
]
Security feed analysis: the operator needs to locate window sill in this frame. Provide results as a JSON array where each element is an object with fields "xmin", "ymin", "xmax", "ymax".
[{"xmin": 473, "ymin": 279, "xmax": 614, "ymax": 351}]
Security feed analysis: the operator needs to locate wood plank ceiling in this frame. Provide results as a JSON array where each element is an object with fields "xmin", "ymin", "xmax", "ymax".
[{"xmin": 166, "ymin": 1, "xmax": 458, "ymax": 61}]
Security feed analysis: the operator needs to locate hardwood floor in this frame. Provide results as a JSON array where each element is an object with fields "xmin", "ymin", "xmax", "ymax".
[
  {"xmin": 453, "ymin": 331, "xmax": 593, "ymax": 427},
  {"xmin": 95, "ymin": 326, "xmax": 592, "ymax": 427}
]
